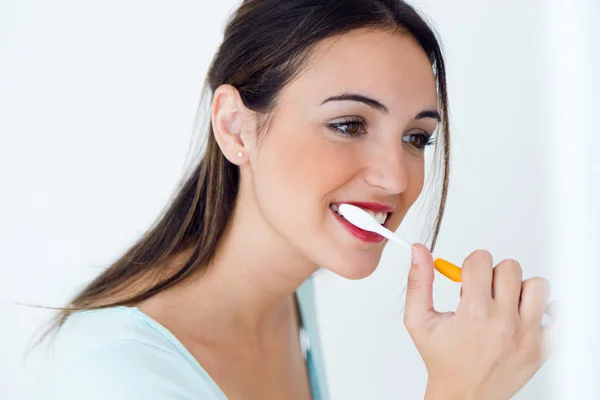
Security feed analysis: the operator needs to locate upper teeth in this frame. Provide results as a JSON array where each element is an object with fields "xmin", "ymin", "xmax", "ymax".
[
  {"xmin": 330, "ymin": 203, "xmax": 388, "ymax": 225},
  {"xmin": 369, "ymin": 210, "xmax": 388, "ymax": 224}
]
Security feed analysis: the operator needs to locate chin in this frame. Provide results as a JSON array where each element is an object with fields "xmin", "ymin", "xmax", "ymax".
[{"xmin": 324, "ymin": 255, "xmax": 382, "ymax": 280}]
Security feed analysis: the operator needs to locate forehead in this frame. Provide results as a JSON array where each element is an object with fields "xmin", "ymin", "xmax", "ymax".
[{"xmin": 282, "ymin": 28, "xmax": 438, "ymax": 115}]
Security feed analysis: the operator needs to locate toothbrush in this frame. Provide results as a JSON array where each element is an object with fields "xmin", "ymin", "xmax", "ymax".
[
  {"xmin": 338, "ymin": 203, "xmax": 553, "ymax": 324},
  {"xmin": 338, "ymin": 203, "xmax": 462, "ymax": 282}
]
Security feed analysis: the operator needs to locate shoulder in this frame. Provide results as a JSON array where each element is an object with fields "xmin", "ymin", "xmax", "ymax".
[{"xmin": 37, "ymin": 307, "xmax": 224, "ymax": 400}]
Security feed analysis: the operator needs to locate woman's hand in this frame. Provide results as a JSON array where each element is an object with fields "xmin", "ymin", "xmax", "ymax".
[{"xmin": 404, "ymin": 244, "xmax": 555, "ymax": 400}]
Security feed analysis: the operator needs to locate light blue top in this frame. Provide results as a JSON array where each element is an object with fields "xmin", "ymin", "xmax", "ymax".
[{"xmin": 35, "ymin": 278, "xmax": 328, "ymax": 399}]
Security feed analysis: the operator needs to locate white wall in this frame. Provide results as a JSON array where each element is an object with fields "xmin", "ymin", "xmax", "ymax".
[
  {"xmin": 1, "ymin": 1, "xmax": 597, "ymax": 399},
  {"xmin": 542, "ymin": 0, "xmax": 600, "ymax": 398}
]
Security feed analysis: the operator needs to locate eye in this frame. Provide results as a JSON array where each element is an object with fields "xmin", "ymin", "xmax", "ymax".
[
  {"xmin": 403, "ymin": 131, "xmax": 436, "ymax": 151},
  {"xmin": 328, "ymin": 118, "xmax": 367, "ymax": 137}
]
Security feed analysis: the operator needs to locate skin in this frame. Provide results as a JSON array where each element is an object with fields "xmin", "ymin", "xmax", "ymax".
[{"xmin": 136, "ymin": 28, "xmax": 553, "ymax": 399}]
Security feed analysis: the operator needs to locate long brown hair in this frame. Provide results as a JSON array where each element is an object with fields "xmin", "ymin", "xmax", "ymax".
[{"xmin": 34, "ymin": 0, "xmax": 450, "ymax": 345}]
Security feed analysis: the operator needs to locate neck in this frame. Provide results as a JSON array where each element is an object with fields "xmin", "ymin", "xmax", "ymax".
[{"xmin": 140, "ymin": 187, "xmax": 319, "ymax": 344}]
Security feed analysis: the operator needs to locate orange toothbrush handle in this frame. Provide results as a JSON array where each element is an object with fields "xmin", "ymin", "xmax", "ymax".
[{"xmin": 434, "ymin": 258, "xmax": 462, "ymax": 282}]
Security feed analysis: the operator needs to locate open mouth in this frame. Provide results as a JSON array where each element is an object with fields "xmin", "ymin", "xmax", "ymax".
[
  {"xmin": 328, "ymin": 202, "xmax": 393, "ymax": 244},
  {"xmin": 329, "ymin": 203, "xmax": 390, "ymax": 226}
]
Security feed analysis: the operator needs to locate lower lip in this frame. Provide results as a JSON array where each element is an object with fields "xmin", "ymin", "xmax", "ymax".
[{"xmin": 331, "ymin": 208, "xmax": 386, "ymax": 243}]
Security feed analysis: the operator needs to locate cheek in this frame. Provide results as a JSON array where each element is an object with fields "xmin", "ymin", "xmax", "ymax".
[
  {"xmin": 251, "ymin": 124, "xmax": 355, "ymax": 234},
  {"xmin": 407, "ymin": 157, "xmax": 425, "ymax": 201},
  {"xmin": 389, "ymin": 157, "xmax": 425, "ymax": 229}
]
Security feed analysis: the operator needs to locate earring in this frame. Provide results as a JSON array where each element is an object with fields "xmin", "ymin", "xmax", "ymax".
[{"xmin": 237, "ymin": 151, "xmax": 244, "ymax": 158}]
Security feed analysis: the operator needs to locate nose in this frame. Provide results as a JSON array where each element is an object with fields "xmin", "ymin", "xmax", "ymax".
[{"xmin": 361, "ymin": 143, "xmax": 409, "ymax": 194}]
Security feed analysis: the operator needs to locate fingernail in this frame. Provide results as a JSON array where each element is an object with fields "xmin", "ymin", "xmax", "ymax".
[{"xmin": 411, "ymin": 245, "xmax": 420, "ymax": 266}]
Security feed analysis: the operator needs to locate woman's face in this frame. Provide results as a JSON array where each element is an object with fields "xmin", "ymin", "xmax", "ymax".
[{"xmin": 248, "ymin": 29, "xmax": 439, "ymax": 279}]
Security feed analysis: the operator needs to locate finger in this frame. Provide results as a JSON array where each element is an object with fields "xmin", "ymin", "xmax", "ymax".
[
  {"xmin": 519, "ymin": 277, "xmax": 551, "ymax": 324},
  {"xmin": 541, "ymin": 320, "xmax": 559, "ymax": 363},
  {"xmin": 460, "ymin": 249, "xmax": 494, "ymax": 304},
  {"xmin": 492, "ymin": 259, "xmax": 523, "ymax": 312},
  {"xmin": 540, "ymin": 301, "xmax": 559, "ymax": 362},
  {"xmin": 545, "ymin": 300, "xmax": 558, "ymax": 320},
  {"xmin": 404, "ymin": 243, "xmax": 438, "ymax": 331}
]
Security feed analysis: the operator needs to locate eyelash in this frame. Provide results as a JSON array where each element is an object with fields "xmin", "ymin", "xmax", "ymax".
[{"xmin": 327, "ymin": 118, "xmax": 436, "ymax": 151}]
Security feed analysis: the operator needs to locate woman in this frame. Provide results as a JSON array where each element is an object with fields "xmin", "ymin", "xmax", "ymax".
[{"xmin": 34, "ymin": 1, "xmax": 553, "ymax": 399}]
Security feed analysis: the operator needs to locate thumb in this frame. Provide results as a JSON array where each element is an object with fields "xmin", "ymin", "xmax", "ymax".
[{"xmin": 404, "ymin": 243, "xmax": 437, "ymax": 330}]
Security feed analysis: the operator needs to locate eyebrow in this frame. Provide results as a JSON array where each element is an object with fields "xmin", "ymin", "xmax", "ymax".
[
  {"xmin": 320, "ymin": 92, "xmax": 441, "ymax": 121},
  {"xmin": 415, "ymin": 110, "xmax": 441, "ymax": 121},
  {"xmin": 321, "ymin": 93, "xmax": 389, "ymax": 113}
]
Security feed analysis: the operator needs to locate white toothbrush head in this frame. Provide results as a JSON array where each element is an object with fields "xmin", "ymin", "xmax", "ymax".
[
  {"xmin": 338, "ymin": 204, "xmax": 386, "ymax": 234},
  {"xmin": 338, "ymin": 203, "xmax": 412, "ymax": 250}
]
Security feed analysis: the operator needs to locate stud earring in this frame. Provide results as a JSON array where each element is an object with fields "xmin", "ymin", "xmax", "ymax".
[{"xmin": 238, "ymin": 151, "xmax": 243, "ymax": 158}]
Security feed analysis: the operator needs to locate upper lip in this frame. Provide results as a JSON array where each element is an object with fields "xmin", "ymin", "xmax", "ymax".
[{"xmin": 331, "ymin": 201, "xmax": 395, "ymax": 213}]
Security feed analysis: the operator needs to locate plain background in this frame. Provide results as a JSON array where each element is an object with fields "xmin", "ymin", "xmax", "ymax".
[{"xmin": 1, "ymin": 0, "xmax": 598, "ymax": 399}]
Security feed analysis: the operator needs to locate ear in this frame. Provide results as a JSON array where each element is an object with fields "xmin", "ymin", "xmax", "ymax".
[{"xmin": 211, "ymin": 84, "xmax": 252, "ymax": 165}]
